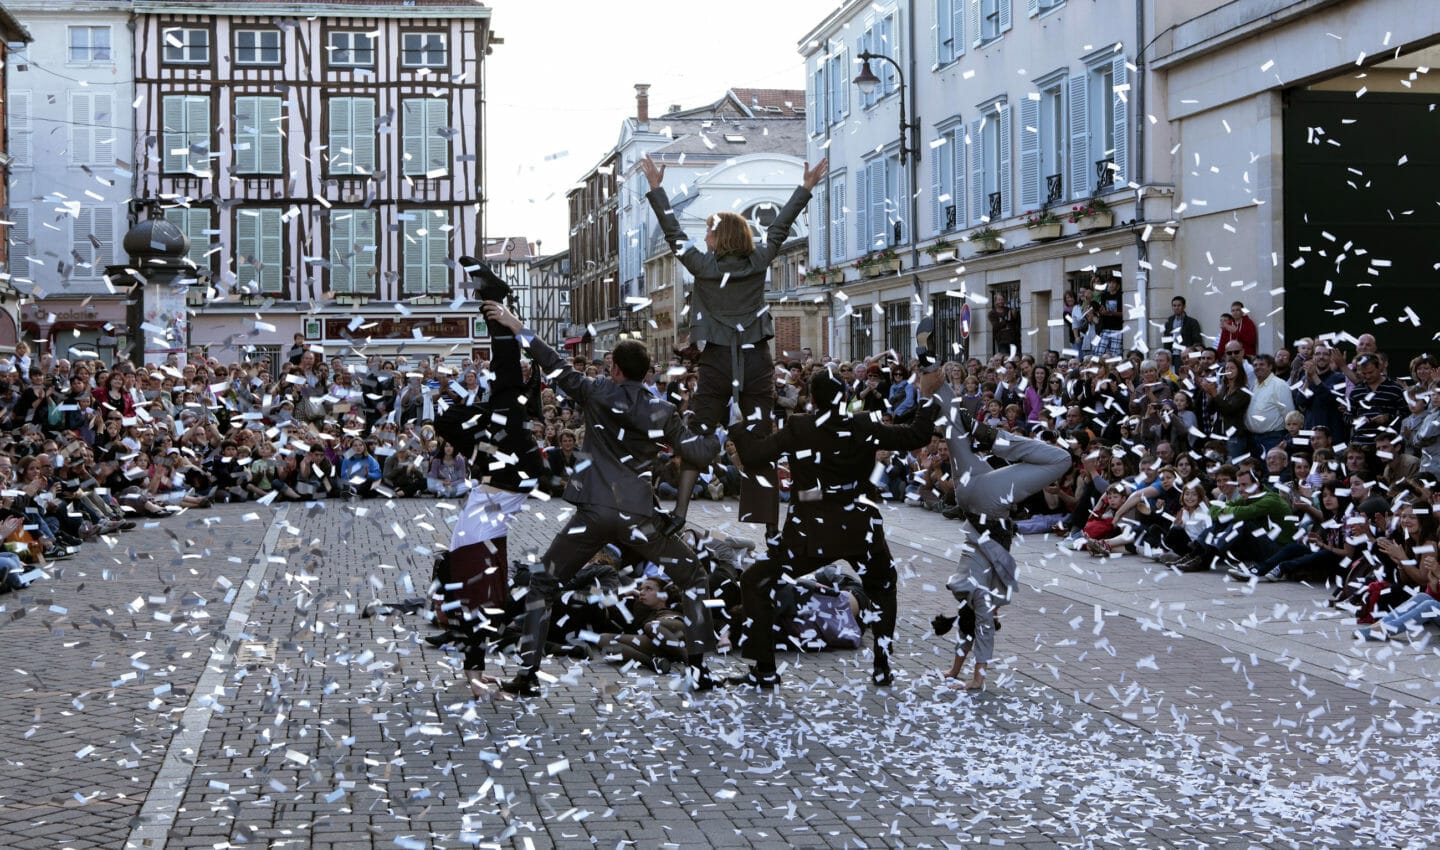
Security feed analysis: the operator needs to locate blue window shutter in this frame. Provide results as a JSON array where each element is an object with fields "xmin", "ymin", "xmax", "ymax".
[
  {"xmin": 952, "ymin": 126, "xmax": 966, "ymax": 228},
  {"xmin": 968, "ymin": 117, "xmax": 984, "ymax": 225},
  {"xmin": 930, "ymin": 139, "xmax": 943, "ymax": 234},
  {"xmin": 832, "ymin": 181, "xmax": 847, "ymax": 263},
  {"xmin": 1067, "ymin": 73, "xmax": 1089, "ymax": 200},
  {"xmin": 854, "ymin": 169, "xmax": 868, "ymax": 258},
  {"xmin": 998, "ymin": 105, "xmax": 1012, "ymax": 218},
  {"xmin": 1018, "ymin": 96, "xmax": 1040, "ymax": 210},
  {"xmin": 1000, "ymin": 0, "xmax": 1013, "ymax": 32}
]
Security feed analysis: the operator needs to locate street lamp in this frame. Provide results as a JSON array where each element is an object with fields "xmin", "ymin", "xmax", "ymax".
[{"xmin": 853, "ymin": 52, "xmax": 916, "ymax": 165}]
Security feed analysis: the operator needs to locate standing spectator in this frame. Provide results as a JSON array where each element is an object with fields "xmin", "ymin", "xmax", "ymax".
[
  {"xmin": 1061, "ymin": 290, "xmax": 1080, "ymax": 352},
  {"xmin": 989, "ymin": 293, "xmax": 1020, "ymax": 356},
  {"xmin": 286, "ymin": 332, "xmax": 307, "ymax": 365},
  {"xmin": 1216, "ymin": 301, "xmax": 1258, "ymax": 358},
  {"xmin": 1245, "ymin": 354, "xmax": 1296, "ymax": 457},
  {"xmin": 1092, "ymin": 279, "xmax": 1126, "ymax": 359},
  {"xmin": 1162, "ymin": 296, "xmax": 1203, "ymax": 353},
  {"xmin": 1072, "ymin": 284, "xmax": 1096, "ymax": 358},
  {"xmin": 1348, "ymin": 354, "xmax": 1408, "ymax": 448},
  {"xmin": 1294, "ymin": 341, "xmax": 1349, "ymax": 442}
]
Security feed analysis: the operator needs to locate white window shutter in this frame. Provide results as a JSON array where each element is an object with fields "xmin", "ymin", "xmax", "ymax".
[
  {"xmin": 969, "ymin": 117, "xmax": 985, "ymax": 224},
  {"xmin": 934, "ymin": 0, "xmax": 947, "ymax": 65},
  {"xmin": 353, "ymin": 99, "xmax": 376, "ymax": 175},
  {"xmin": 1027, "ymin": 0, "xmax": 1039, "ymax": 17},
  {"xmin": 868, "ymin": 160, "xmax": 886, "ymax": 248},
  {"xmin": 71, "ymin": 94, "xmax": 92, "ymax": 166},
  {"xmin": 427, "ymin": 212, "xmax": 450, "ymax": 294},
  {"xmin": 807, "ymin": 66, "xmax": 818, "ymax": 135},
  {"xmin": 895, "ymin": 155, "xmax": 909, "ymax": 244},
  {"xmin": 94, "ymin": 93, "xmax": 114, "ymax": 165},
  {"xmin": 260, "ymin": 209, "xmax": 283, "ymax": 293},
  {"xmin": 1000, "ymin": 0, "xmax": 1013, "ymax": 32},
  {"xmin": 1067, "ymin": 73, "xmax": 1090, "ymax": 200},
  {"xmin": 969, "ymin": 0, "xmax": 982, "ymax": 48},
  {"xmin": 1111, "ymin": 56, "xmax": 1129, "ymax": 187},
  {"xmin": 402, "ymin": 100, "xmax": 423, "ymax": 175},
  {"xmin": 426, "ymin": 100, "xmax": 449, "ymax": 176},
  {"xmin": 835, "ymin": 46, "xmax": 849, "ymax": 120},
  {"xmin": 832, "ymin": 181, "xmax": 847, "ymax": 262},
  {"xmin": 1018, "ymin": 96, "xmax": 1040, "ymax": 210},
  {"xmin": 329, "ymin": 215, "xmax": 353, "ymax": 294},
  {"xmin": 162, "ymin": 96, "xmax": 183, "ymax": 173},
  {"xmin": 7, "ymin": 91, "xmax": 30, "ymax": 168},
  {"xmin": 930, "ymin": 142, "xmax": 943, "ymax": 234},
  {"xmin": 998, "ymin": 105, "xmax": 1012, "ymax": 218},
  {"xmin": 951, "ymin": 126, "xmax": 966, "ymax": 228},
  {"xmin": 7, "ymin": 206, "xmax": 30, "ymax": 255},
  {"xmin": 854, "ymin": 168, "xmax": 868, "ymax": 256},
  {"xmin": 402, "ymin": 216, "xmax": 424, "ymax": 294}
]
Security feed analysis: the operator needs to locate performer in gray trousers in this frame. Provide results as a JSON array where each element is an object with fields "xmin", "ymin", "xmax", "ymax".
[{"xmin": 914, "ymin": 319, "xmax": 1072, "ymax": 690}]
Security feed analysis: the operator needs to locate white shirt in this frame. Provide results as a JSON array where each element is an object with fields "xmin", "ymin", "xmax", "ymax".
[{"xmin": 1246, "ymin": 374, "xmax": 1296, "ymax": 433}]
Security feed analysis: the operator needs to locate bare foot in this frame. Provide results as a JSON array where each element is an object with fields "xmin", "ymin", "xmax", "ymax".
[
  {"xmin": 466, "ymin": 672, "xmax": 501, "ymax": 699},
  {"xmin": 964, "ymin": 675, "xmax": 985, "ymax": 691}
]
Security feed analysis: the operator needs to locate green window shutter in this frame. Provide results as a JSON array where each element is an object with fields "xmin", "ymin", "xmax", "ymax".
[
  {"xmin": 236, "ymin": 209, "xmax": 260, "ymax": 293},
  {"xmin": 259, "ymin": 208, "xmax": 284, "ymax": 293},
  {"xmin": 71, "ymin": 93, "xmax": 92, "ymax": 166},
  {"xmin": 354, "ymin": 210, "xmax": 376, "ymax": 293},
  {"xmin": 401, "ymin": 214, "xmax": 425, "ymax": 294},
  {"xmin": 185, "ymin": 96, "xmax": 211, "ymax": 174},
  {"xmin": 425, "ymin": 100, "xmax": 448, "ymax": 177},
  {"xmin": 329, "ymin": 213, "xmax": 354, "ymax": 294},
  {"xmin": 163, "ymin": 96, "xmax": 184, "ymax": 172},
  {"xmin": 234, "ymin": 96, "xmax": 258, "ymax": 173},
  {"xmin": 402, "ymin": 99, "xmax": 424, "ymax": 176},
  {"xmin": 329, "ymin": 98, "xmax": 352, "ymax": 175},
  {"xmin": 352, "ymin": 99, "xmax": 376, "ymax": 175},
  {"xmin": 259, "ymin": 97, "xmax": 283, "ymax": 173},
  {"xmin": 426, "ymin": 210, "xmax": 450, "ymax": 294}
]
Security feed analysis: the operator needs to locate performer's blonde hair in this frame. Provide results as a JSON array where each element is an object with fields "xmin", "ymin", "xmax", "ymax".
[{"xmin": 706, "ymin": 212, "xmax": 755, "ymax": 257}]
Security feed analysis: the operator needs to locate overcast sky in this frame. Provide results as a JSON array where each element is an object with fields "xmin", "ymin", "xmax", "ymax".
[{"xmin": 483, "ymin": 0, "xmax": 837, "ymax": 253}]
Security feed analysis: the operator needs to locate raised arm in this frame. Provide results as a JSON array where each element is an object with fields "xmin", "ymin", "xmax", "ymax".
[
  {"xmin": 754, "ymin": 159, "xmax": 827, "ymax": 264},
  {"xmin": 641, "ymin": 156, "xmax": 694, "ymax": 253},
  {"xmin": 483, "ymin": 301, "xmax": 591, "ymax": 404}
]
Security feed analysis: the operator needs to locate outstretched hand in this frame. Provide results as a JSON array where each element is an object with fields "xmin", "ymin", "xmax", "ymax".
[
  {"xmin": 802, "ymin": 158, "xmax": 829, "ymax": 190},
  {"xmin": 639, "ymin": 155, "xmax": 665, "ymax": 190},
  {"xmin": 482, "ymin": 300, "xmax": 522, "ymax": 334}
]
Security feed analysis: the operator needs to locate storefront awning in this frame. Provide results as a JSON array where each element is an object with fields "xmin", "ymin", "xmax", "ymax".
[{"xmin": 562, "ymin": 336, "xmax": 584, "ymax": 347}]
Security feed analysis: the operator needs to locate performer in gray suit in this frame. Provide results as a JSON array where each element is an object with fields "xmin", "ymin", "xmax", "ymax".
[
  {"xmin": 481, "ymin": 302, "xmax": 723, "ymax": 696},
  {"xmin": 640, "ymin": 155, "xmax": 827, "ymax": 538},
  {"xmin": 914, "ymin": 319, "xmax": 1071, "ymax": 690}
]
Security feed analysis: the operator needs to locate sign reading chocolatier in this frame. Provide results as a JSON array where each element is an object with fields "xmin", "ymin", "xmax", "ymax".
[{"xmin": 322, "ymin": 316, "xmax": 473, "ymax": 340}]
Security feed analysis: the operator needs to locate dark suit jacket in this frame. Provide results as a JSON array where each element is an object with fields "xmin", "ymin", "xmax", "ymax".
[
  {"xmin": 523, "ymin": 331, "xmax": 718, "ymax": 517},
  {"xmin": 647, "ymin": 185, "xmax": 811, "ymax": 348}
]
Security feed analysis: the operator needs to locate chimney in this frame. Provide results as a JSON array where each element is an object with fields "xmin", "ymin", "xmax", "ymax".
[{"xmin": 635, "ymin": 83, "xmax": 651, "ymax": 124}]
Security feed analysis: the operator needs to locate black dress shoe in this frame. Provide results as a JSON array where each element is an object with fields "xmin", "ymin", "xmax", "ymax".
[
  {"xmin": 872, "ymin": 655, "xmax": 894, "ymax": 687},
  {"xmin": 655, "ymin": 510, "xmax": 687, "ymax": 539},
  {"xmin": 500, "ymin": 671, "xmax": 540, "ymax": 697},
  {"xmin": 459, "ymin": 255, "xmax": 512, "ymax": 303},
  {"xmin": 685, "ymin": 665, "xmax": 722, "ymax": 692},
  {"xmin": 725, "ymin": 668, "xmax": 780, "ymax": 689}
]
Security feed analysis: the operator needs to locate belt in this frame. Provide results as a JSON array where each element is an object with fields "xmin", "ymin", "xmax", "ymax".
[
  {"xmin": 797, "ymin": 482, "xmax": 865, "ymax": 503},
  {"xmin": 961, "ymin": 509, "xmax": 1015, "ymax": 549}
]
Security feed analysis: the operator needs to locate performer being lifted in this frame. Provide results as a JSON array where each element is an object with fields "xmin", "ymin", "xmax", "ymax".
[
  {"xmin": 432, "ymin": 258, "xmax": 545, "ymax": 698},
  {"xmin": 913, "ymin": 318, "xmax": 1072, "ymax": 690},
  {"xmin": 479, "ymin": 301, "xmax": 724, "ymax": 696},
  {"xmin": 728, "ymin": 365, "xmax": 934, "ymax": 688},
  {"xmin": 639, "ymin": 154, "xmax": 828, "ymax": 539}
]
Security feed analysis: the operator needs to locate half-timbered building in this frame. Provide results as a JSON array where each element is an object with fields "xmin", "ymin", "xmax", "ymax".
[{"xmin": 132, "ymin": 0, "xmax": 495, "ymax": 362}]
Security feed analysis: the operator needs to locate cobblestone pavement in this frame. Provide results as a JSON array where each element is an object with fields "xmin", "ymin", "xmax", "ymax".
[{"xmin": 1, "ymin": 497, "xmax": 1438, "ymax": 850}]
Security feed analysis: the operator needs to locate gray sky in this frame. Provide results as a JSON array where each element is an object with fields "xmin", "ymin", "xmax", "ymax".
[{"xmin": 483, "ymin": 0, "xmax": 836, "ymax": 252}]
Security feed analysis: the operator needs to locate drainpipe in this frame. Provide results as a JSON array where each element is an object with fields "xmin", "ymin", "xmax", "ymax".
[
  {"xmin": 1134, "ymin": 0, "xmax": 1150, "ymax": 351},
  {"xmin": 907, "ymin": 6, "xmax": 923, "ymax": 352}
]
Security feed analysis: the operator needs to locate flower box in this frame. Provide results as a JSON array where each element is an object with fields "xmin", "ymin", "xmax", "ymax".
[
  {"xmin": 859, "ymin": 258, "xmax": 902, "ymax": 278},
  {"xmin": 1027, "ymin": 223, "xmax": 1063, "ymax": 242},
  {"xmin": 1075, "ymin": 211, "xmax": 1113, "ymax": 231},
  {"xmin": 972, "ymin": 237, "xmax": 1003, "ymax": 254}
]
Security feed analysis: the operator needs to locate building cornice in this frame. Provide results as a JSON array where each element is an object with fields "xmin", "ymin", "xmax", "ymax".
[
  {"xmin": 132, "ymin": 1, "xmax": 491, "ymax": 19},
  {"xmin": 1149, "ymin": 0, "xmax": 1345, "ymax": 70}
]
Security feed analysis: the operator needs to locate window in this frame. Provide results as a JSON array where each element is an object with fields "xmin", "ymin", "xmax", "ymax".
[
  {"xmin": 236, "ymin": 208, "xmax": 284, "ymax": 294},
  {"xmin": 850, "ymin": 310, "xmax": 875, "ymax": 360},
  {"xmin": 970, "ymin": 0, "xmax": 1012, "ymax": 46},
  {"xmin": 827, "ymin": 44, "xmax": 849, "ymax": 124},
  {"xmin": 931, "ymin": 293, "xmax": 968, "ymax": 361},
  {"xmin": 401, "ymin": 33, "xmax": 446, "ymax": 68},
  {"xmin": 402, "ymin": 209, "xmax": 451, "ymax": 295},
  {"xmin": 859, "ymin": 12, "xmax": 899, "ymax": 108},
  {"xmin": 328, "ymin": 31, "xmax": 375, "ymax": 68},
  {"xmin": 327, "ymin": 97, "xmax": 376, "ymax": 175},
  {"xmin": 71, "ymin": 206, "xmax": 114, "ymax": 277},
  {"xmin": 235, "ymin": 30, "xmax": 281, "ymax": 66},
  {"xmin": 233, "ymin": 96, "xmax": 283, "ymax": 175},
  {"xmin": 930, "ymin": 124, "xmax": 966, "ymax": 235},
  {"xmin": 884, "ymin": 301, "xmax": 911, "ymax": 359},
  {"xmin": 1069, "ymin": 54, "xmax": 1128, "ymax": 199},
  {"xmin": 329, "ymin": 210, "xmax": 376, "ymax": 294},
  {"xmin": 401, "ymin": 98, "xmax": 449, "ymax": 177},
  {"xmin": 71, "ymin": 92, "xmax": 115, "ymax": 166},
  {"xmin": 968, "ymin": 102, "xmax": 1011, "ymax": 224},
  {"xmin": 1018, "ymin": 81, "xmax": 1066, "ymax": 210},
  {"xmin": 162, "ymin": 27, "xmax": 210, "ymax": 65},
  {"xmin": 935, "ymin": 0, "xmax": 966, "ymax": 66},
  {"xmin": 163, "ymin": 207, "xmax": 214, "ymax": 279},
  {"xmin": 68, "ymin": 26, "xmax": 111, "ymax": 64},
  {"xmin": 858, "ymin": 152, "xmax": 907, "ymax": 251},
  {"xmin": 6, "ymin": 91, "xmax": 30, "ymax": 169},
  {"xmin": 162, "ymin": 95, "xmax": 211, "ymax": 175}
]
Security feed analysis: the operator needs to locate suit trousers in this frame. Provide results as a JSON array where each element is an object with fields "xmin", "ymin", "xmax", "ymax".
[
  {"xmin": 688, "ymin": 343, "xmax": 779, "ymax": 527},
  {"xmin": 518, "ymin": 504, "xmax": 714, "ymax": 670}
]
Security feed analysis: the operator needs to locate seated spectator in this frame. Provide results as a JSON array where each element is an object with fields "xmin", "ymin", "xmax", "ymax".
[
  {"xmin": 427, "ymin": 440, "xmax": 469, "ymax": 498},
  {"xmin": 382, "ymin": 442, "xmax": 427, "ymax": 497}
]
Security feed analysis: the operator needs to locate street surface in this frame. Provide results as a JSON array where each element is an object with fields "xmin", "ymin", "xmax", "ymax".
[{"xmin": 1, "ymin": 497, "xmax": 1437, "ymax": 849}]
